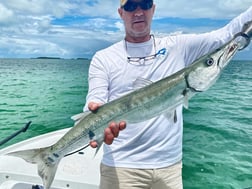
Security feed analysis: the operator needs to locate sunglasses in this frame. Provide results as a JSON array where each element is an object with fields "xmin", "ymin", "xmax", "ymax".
[
  {"xmin": 122, "ymin": 0, "xmax": 153, "ymax": 12},
  {"xmin": 126, "ymin": 35, "xmax": 167, "ymax": 66}
]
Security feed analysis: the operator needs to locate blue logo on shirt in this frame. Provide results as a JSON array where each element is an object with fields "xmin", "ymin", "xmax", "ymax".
[{"xmin": 157, "ymin": 48, "xmax": 166, "ymax": 56}]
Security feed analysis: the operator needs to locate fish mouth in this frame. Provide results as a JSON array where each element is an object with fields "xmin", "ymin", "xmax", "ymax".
[
  {"xmin": 218, "ymin": 43, "xmax": 238, "ymax": 69},
  {"xmin": 226, "ymin": 44, "xmax": 238, "ymax": 58}
]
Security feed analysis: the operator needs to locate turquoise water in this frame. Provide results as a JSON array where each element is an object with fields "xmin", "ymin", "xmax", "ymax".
[
  {"xmin": 0, "ymin": 58, "xmax": 251, "ymax": 188},
  {"xmin": 183, "ymin": 60, "xmax": 252, "ymax": 188}
]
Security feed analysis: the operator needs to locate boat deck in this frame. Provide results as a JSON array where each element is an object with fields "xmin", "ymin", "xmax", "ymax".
[{"xmin": 0, "ymin": 128, "xmax": 102, "ymax": 189}]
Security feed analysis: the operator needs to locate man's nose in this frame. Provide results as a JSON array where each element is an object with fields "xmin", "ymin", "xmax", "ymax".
[{"xmin": 134, "ymin": 6, "xmax": 144, "ymax": 16}]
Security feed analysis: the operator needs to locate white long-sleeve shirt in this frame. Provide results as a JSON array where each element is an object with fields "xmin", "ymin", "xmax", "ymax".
[{"xmin": 84, "ymin": 7, "xmax": 252, "ymax": 169}]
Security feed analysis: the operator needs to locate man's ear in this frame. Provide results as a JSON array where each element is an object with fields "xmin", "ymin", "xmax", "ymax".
[
  {"xmin": 118, "ymin": 8, "xmax": 123, "ymax": 18},
  {"xmin": 152, "ymin": 4, "xmax": 156, "ymax": 14}
]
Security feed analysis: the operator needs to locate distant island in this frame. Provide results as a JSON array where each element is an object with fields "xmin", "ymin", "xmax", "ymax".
[
  {"xmin": 76, "ymin": 58, "xmax": 90, "ymax": 60},
  {"xmin": 34, "ymin": 57, "xmax": 61, "ymax": 59},
  {"xmin": 32, "ymin": 57, "xmax": 90, "ymax": 60}
]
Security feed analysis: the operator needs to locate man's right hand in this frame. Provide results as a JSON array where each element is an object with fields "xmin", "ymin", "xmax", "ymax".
[{"xmin": 88, "ymin": 102, "xmax": 126, "ymax": 148}]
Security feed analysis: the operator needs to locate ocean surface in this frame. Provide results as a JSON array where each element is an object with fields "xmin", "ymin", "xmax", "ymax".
[{"xmin": 0, "ymin": 58, "xmax": 251, "ymax": 188}]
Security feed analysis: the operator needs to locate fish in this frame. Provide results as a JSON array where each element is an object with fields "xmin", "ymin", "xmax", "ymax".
[{"xmin": 7, "ymin": 21, "xmax": 252, "ymax": 189}]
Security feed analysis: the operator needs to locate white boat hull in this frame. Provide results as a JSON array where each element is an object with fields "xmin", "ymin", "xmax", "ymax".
[{"xmin": 0, "ymin": 128, "xmax": 102, "ymax": 189}]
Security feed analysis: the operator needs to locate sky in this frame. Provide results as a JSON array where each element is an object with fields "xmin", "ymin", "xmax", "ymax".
[{"xmin": 0, "ymin": 0, "xmax": 252, "ymax": 59}]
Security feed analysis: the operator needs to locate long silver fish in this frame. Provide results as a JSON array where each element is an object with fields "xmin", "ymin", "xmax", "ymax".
[{"xmin": 7, "ymin": 21, "xmax": 252, "ymax": 189}]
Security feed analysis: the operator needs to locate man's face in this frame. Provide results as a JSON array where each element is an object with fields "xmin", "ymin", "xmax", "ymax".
[{"xmin": 118, "ymin": 0, "xmax": 155, "ymax": 41}]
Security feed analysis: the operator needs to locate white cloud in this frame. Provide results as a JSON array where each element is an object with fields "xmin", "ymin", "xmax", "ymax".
[
  {"xmin": 115, "ymin": 21, "xmax": 124, "ymax": 32},
  {"xmin": 0, "ymin": 36, "xmax": 68, "ymax": 58},
  {"xmin": 0, "ymin": 3, "xmax": 14, "ymax": 24},
  {"xmin": 155, "ymin": 0, "xmax": 252, "ymax": 19},
  {"xmin": 5, "ymin": 0, "xmax": 73, "ymax": 17},
  {"xmin": 0, "ymin": 0, "xmax": 251, "ymax": 58}
]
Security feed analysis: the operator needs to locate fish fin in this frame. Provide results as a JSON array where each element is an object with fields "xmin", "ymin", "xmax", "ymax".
[
  {"xmin": 88, "ymin": 130, "xmax": 104, "ymax": 158},
  {"xmin": 183, "ymin": 95, "xmax": 189, "ymax": 109},
  {"xmin": 94, "ymin": 143, "xmax": 103, "ymax": 158},
  {"xmin": 7, "ymin": 148, "xmax": 60, "ymax": 189},
  {"xmin": 163, "ymin": 110, "xmax": 177, "ymax": 123},
  {"xmin": 174, "ymin": 110, "xmax": 177, "ymax": 123},
  {"xmin": 133, "ymin": 77, "xmax": 153, "ymax": 90},
  {"xmin": 39, "ymin": 161, "xmax": 59, "ymax": 189},
  {"xmin": 182, "ymin": 88, "xmax": 189, "ymax": 109},
  {"xmin": 93, "ymin": 134, "xmax": 104, "ymax": 157},
  {"xmin": 71, "ymin": 112, "xmax": 89, "ymax": 125}
]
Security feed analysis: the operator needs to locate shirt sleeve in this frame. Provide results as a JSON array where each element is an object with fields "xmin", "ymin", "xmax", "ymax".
[
  {"xmin": 83, "ymin": 52, "xmax": 110, "ymax": 112},
  {"xmin": 180, "ymin": 6, "xmax": 252, "ymax": 66}
]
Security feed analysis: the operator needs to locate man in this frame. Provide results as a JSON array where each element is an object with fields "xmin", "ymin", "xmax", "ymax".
[{"xmin": 84, "ymin": 0, "xmax": 252, "ymax": 188}]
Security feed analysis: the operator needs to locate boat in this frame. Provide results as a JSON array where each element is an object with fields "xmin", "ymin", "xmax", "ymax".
[{"xmin": 0, "ymin": 128, "xmax": 102, "ymax": 189}]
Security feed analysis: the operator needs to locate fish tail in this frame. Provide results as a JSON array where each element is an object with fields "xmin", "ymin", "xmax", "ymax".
[{"xmin": 7, "ymin": 147, "xmax": 60, "ymax": 189}]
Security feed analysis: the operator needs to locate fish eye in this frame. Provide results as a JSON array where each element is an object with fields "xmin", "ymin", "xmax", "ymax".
[{"xmin": 205, "ymin": 57, "xmax": 214, "ymax": 66}]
